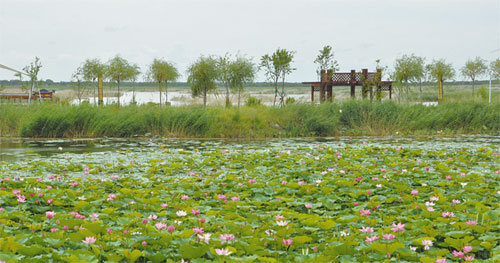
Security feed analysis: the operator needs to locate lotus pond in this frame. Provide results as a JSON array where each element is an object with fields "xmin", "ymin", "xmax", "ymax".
[{"xmin": 0, "ymin": 136, "xmax": 499, "ymax": 262}]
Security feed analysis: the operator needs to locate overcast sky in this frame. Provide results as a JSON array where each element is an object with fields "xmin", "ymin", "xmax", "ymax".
[{"xmin": 1, "ymin": 0, "xmax": 499, "ymax": 82}]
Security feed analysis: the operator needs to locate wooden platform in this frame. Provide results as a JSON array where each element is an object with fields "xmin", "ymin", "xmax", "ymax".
[
  {"xmin": 0, "ymin": 89, "xmax": 54, "ymax": 101},
  {"xmin": 302, "ymin": 69, "xmax": 393, "ymax": 103}
]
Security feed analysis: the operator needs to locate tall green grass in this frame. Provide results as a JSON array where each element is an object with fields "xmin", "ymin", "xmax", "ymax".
[{"xmin": 1, "ymin": 101, "xmax": 498, "ymax": 138}]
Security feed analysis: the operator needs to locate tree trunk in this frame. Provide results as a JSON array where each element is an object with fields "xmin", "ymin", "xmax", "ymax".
[
  {"xmin": 419, "ymin": 81, "xmax": 423, "ymax": 101},
  {"xmin": 165, "ymin": 82, "xmax": 168, "ymax": 106},
  {"xmin": 226, "ymin": 85, "xmax": 230, "ymax": 108},
  {"xmin": 117, "ymin": 80, "xmax": 121, "ymax": 106},
  {"xmin": 158, "ymin": 81, "xmax": 162, "ymax": 107},
  {"xmin": 203, "ymin": 86, "xmax": 207, "ymax": 107},
  {"xmin": 238, "ymin": 87, "xmax": 241, "ymax": 110},
  {"xmin": 472, "ymin": 78, "xmax": 475, "ymax": 100},
  {"xmin": 437, "ymin": 78, "xmax": 443, "ymax": 102}
]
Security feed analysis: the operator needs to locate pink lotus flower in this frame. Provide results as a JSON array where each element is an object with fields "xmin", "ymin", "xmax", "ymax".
[
  {"xmin": 276, "ymin": 220, "xmax": 288, "ymax": 226},
  {"xmin": 365, "ymin": 235, "xmax": 379, "ymax": 243},
  {"xmin": 141, "ymin": 241, "xmax": 147, "ymax": 247},
  {"xmin": 248, "ymin": 179, "xmax": 256, "ymax": 183},
  {"xmin": 107, "ymin": 228, "xmax": 112, "ymax": 234},
  {"xmin": 360, "ymin": 209, "xmax": 371, "ymax": 216},
  {"xmin": 82, "ymin": 236, "xmax": 96, "ymax": 244},
  {"xmin": 275, "ymin": 214, "xmax": 284, "ymax": 220},
  {"xmin": 391, "ymin": 222, "xmax": 405, "ymax": 232},
  {"xmin": 464, "ymin": 256, "xmax": 474, "ymax": 261},
  {"xmin": 176, "ymin": 210, "xmax": 187, "ymax": 217},
  {"xmin": 161, "ymin": 203, "xmax": 168, "ymax": 208},
  {"xmin": 282, "ymin": 239, "xmax": 293, "ymax": 246},
  {"xmin": 50, "ymin": 228, "xmax": 58, "ymax": 232},
  {"xmin": 155, "ymin": 222, "xmax": 167, "ymax": 230},
  {"xmin": 359, "ymin": 226, "xmax": 374, "ymax": 233},
  {"xmin": 305, "ymin": 203, "xmax": 312, "ymax": 209},
  {"xmin": 452, "ymin": 199, "xmax": 461, "ymax": 204},
  {"xmin": 430, "ymin": 196, "xmax": 439, "ymax": 201},
  {"xmin": 218, "ymin": 195, "xmax": 226, "ymax": 200},
  {"xmin": 12, "ymin": 190, "xmax": 21, "ymax": 195},
  {"xmin": 383, "ymin": 234, "xmax": 395, "ymax": 240},
  {"xmin": 192, "ymin": 227, "xmax": 204, "ymax": 235},
  {"xmin": 463, "ymin": 246, "xmax": 472, "ymax": 253},
  {"xmin": 181, "ymin": 195, "xmax": 189, "ymax": 200},
  {"xmin": 231, "ymin": 196, "xmax": 240, "ymax": 201},
  {"xmin": 442, "ymin": 212, "xmax": 455, "ymax": 218},
  {"xmin": 70, "ymin": 182, "xmax": 79, "ymax": 187},
  {"xmin": 46, "ymin": 211, "xmax": 56, "ymax": 219},
  {"xmin": 191, "ymin": 209, "xmax": 201, "ymax": 215},
  {"xmin": 298, "ymin": 181, "xmax": 305, "ymax": 185},
  {"xmin": 107, "ymin": 194, "xmax": 116, "ymax": 201},
  {"xmin": 215, "ymin": 247, "xmax": 233, "ymax": 256},
  {"xmin": 436, "ymin": 259, "xmax": 448, "ymax": 263},
  {"xmin": 47, "ymin": 199, "xmax": 53, "ymax": 204},
  {"xmin": 422, "ymin": 239, "xmax": 433, "ymax": 250},
  {"xmin": 89, "ymin": 213, "xmax": 99, "ymax": 221},
  {"xmin": 198, "ymin": 233, "xmax": 211, "ymax": 244},
  {"xmin": 17, "ymin": 195, "xmax": 26, "ymax": 203},
  {"xmin": 220, "ymin": 233, "xmax": 235, "ymax": 243},
  {"xmin": 167, "ymin": 225, "xmax": 175, "ymax": 232},
  {"xmin": 452, "ymin": 250, "xmax": 464, "ymax": 257},
  {"xmin": 466, "ymin": 220, "xmax": 478, "ymax": 225}
]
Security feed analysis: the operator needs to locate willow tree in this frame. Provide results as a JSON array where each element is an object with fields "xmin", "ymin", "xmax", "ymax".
[
  {"xmin": 228, "ymin": 56, "xmax": 256, "ymax": 109},
  {"xmin": 71, "ymin": 66, "xmax": 88, "ymax": 103},
  {"xmin": 260, "ymin": 48, "xmax": 295, "ymax": 107},
  {"xmin": 392, "ymin": 54, "xmax": 425, "ymax": 101},
  {"xmin": 216, "ymin": 54, "xmax": 232, "ymax": 107},
  {"xmin": 426, "ymin": 59, "xmax": 455, "ymax": 102},
  {"xmin": 146, "ymin": 59, "xmax": 179, "ymax": 107},
  {"xmin": 314, "ymin": 45, "xmax": 339, "ymax": 80},
  {"xmin": 461, "ymin": 57, "xmax": 487, "ymax": 98},
  {"xmin": 81, "ymin": 58, "xmax": 106, "ymax": 104},
  {"xmin": 105, "ymin": 55, "xmax": 140, "ymax": 106},
  {"xmin": 187, "ymin": 56, "xmax": 218, "ymax": 107}
]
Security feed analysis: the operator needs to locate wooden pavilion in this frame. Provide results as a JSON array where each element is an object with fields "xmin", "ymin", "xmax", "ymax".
[{"xmin": 302, "ymin": 69, "xmax": 393, "ymax": 103}]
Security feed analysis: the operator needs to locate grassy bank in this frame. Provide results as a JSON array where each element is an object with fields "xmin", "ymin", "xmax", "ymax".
[{"xmin": 1, "ymin": 101, "xmax": 499, "ymax": 138}]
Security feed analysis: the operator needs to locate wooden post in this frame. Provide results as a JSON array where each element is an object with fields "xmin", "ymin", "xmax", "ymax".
[
  {"xmin": 98, "ymin": 75, "xmax": 103, "ymax": 106},
  {"xmin": 389, "ymin": 85, "xmax": 392, "ymax": 100},
  {"xmin": 350, "ymin": 70, "xmax": 356, "ymax": 98},
  {"xmin": 369, "ymin": 86, "xmax": 373, "ymax": 101},
  {"xmin": 311, "ymin": 86, "xmax": 314, "ymax": 104},
  {"xmin": 320, "ymin": 70, "xmax": 326, "ymax": 103},
  {"xmin": 362, "ymin": 69, "xmax": 368, "ymax": 99}
]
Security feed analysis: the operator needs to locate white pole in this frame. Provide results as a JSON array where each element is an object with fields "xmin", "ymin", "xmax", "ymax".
[{"xmin": 489, "ymin": 77, "xmax": 492, "ymax": 104}]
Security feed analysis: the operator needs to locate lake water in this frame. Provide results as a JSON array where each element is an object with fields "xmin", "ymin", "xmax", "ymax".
[
  {"xmin": 1, "ymin": 135, "xmax": 497, "ymax": 162},
  {"xmin": 71, "ymin": 91, "xmax": 313, "ymax": 106}
]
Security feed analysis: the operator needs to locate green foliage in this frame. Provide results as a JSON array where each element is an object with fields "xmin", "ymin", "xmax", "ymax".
[
  {"xmin": 489, "ymin": 58, "xmax": 500, "ymax": 79},
  {"xmin": 105, "ymin": 55, "xmax": 140, "ymax": 106},
  {"xmin": 146, "ymin": 58, "xmax": 179, "ymax": 106},
  {"xmin": 477, "ymin": 86, "xmax": 488, "ymax": 100},
  {"xmin": 3, "ymin": 101, "xmax": 497, "ymax": 138},
  {"xmin": 260, "ymin": 48, "xmax": 296, "ymax": 107},
  {"xmin": 426, "ymin": 59, "xmax": 455, "ymax": 101},
  {"xmin": 187, "ymin": 56, "xmax": 218, "ymax": 107},
  {"xmin": 0, "ymin": 135, "xmax": 499, "ymax": 261},
  {"xmin": 314, "ymin": 45, "xmax": 339, "ymax": 79},
  {"xmin": 245, "ymin": 96, "xmax": 262, "ymax": 107}
]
